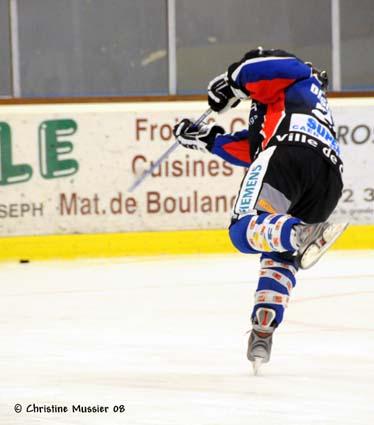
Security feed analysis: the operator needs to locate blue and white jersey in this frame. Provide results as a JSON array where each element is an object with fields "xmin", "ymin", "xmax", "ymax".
[{"xmin": 211, "ymin": 48, "xmax": 343, "ymax": 175}]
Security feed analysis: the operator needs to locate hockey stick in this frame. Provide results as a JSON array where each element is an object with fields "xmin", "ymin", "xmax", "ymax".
[{"xmin": 127, "ymin": 107, "xmax": 212, "ymax": 192}]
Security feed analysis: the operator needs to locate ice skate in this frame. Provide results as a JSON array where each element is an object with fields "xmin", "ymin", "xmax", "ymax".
[
  {"xmin": 247, "ymin": 308, "xmax": 276, "ymax": 375},
  {"xmin": 295, "ymin": 221, "xmax": 348, "ymax": 270}
]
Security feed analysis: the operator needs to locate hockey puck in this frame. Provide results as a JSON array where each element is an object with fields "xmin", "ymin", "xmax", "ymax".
[{"xmin": 19, "ymin": 259, "xmax": 30, "ymax": 264}]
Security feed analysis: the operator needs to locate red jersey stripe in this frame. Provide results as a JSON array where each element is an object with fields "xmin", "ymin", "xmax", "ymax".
[
  {"xmin": 222, "ymin": 139, "xmax": 252, "ymax": 164},
  {"xmin": 261, "ymin": 95, "xmax": 286, "ymax": 149},
  {"xmin": 245, "ymin": 78, "xmax": 295, "ymax": 104}
]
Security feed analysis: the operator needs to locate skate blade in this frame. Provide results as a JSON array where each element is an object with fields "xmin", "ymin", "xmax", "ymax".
[
  {"xmin": 252, "ymin": 357, "xmax": 263, "ymax": 376},
  {"xmin": 300, "ymin": 223, "xmax": 349, "ymax": 269}
]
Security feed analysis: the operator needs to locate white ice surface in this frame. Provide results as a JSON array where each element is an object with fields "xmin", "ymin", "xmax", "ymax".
[{"xmin": 0, "ymin": 250, "xmax": 373, "ymax": 425}]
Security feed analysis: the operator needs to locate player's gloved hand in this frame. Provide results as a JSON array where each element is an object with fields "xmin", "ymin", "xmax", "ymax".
[
  {"xmin": 207, "ymin": 72, "xmax": 241, "ymax": 114},
  {"xmin": 173, "ymin": 118, "xmax": 225, "ymax": 153}
]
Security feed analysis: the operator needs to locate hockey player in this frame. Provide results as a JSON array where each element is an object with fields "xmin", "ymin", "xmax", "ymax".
[{"xmin": 173, "ymin": 47, "xmax": 348, "ymax": 374}]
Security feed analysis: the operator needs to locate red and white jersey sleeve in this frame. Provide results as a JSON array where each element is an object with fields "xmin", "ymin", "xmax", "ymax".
[{"xmin": 227, "ymin": 50, "xmax": 312, "ymax": 105}]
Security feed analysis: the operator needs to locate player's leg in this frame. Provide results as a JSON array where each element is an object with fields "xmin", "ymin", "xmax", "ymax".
[
  {"xmin": 229, "ymin": 146, "xmax": 300, "ymax": 371},
  {"xmin": 229, "ymin": 212, "xmax": 299, "ymax": 373},
  {"xmin": 229, "ymin": 210, "xmax": 348, "ymax": 269},
  {"xmin": 229, "ymin": 146, "xmax": 344, "ymax": 372},
  {"xmin": 274, "ymin": 146, "xmax": 347, "ymax": 269},
  {"xmin": 247, "ymin": 251, "xmax": 297, "ymax": 373},
  {"xmin": 230, "ymin": 145, "xmax": 346, "ymax": 265}
]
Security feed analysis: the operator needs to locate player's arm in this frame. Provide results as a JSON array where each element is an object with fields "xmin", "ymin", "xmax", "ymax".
[
  {"xmin": 211, "ymin": 129, "xmax": 252, "ymax": 167},
  {"xmin": 208, "ymin": 48, "xmax": 312, "ymax": 111},
  {"xmin": 173, "ymin": 119, "xmax": 252, "ymax": 167},
  {"xmin": 228, "ymin": 48, "xmax": 311, "ymax": 104}
]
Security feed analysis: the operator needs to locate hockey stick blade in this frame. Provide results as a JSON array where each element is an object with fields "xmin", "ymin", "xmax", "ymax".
[{"xmin": 127, "ymin": 108, "xmax": 212, "ymax": 192}]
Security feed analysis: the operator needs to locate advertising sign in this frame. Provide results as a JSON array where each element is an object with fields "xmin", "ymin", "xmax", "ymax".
[{"xmin": 0, "ymin": 98, "xmax": 373, "ymax": 237}]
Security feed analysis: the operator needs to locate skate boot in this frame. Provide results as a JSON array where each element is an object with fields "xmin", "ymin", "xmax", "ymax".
[
  {"xmin": 295, "ymin": 221, "xmax": 348, "ymax": 269},
  {"xmin": 247, "ymin": 307, "xmax": 277, "ymax": 375}
]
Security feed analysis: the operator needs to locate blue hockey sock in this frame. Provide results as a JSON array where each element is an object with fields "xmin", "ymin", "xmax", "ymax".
[{"xmin": 252, "ymin": 253, "xmax": 297, "ymax": 325}]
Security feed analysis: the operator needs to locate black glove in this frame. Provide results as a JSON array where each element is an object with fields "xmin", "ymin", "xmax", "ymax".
[
  {"xmin": 173, "ymin": 119, "xmax": 224, "ymax": 153},
  {"xmin": 207, "ymin": 72, "xmax": 241, "ymax": 113}
]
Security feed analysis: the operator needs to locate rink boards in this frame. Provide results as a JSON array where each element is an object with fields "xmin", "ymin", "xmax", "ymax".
[
  {"xmin": 0, "ymin": 97, "xmax": 373, "ymax": 260},
  {"xmin": 0, "ymin": 225, "xmax": 373, "ymax": 262}
]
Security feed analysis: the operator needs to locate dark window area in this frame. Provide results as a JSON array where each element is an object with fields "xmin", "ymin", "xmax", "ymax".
[
  {"xmin": 0, "ymin": 0, "xmax": 373, "ymax": 97},
  {"xmin": 340, "ymin": 0, "xmax": 374, "ymax": 90},
  {"xmin": 0, "ymin": 0, "xmax": 12, "ymax": 97},
  {"xmin": 176, "ymin": 0, "xmax": 332, "ymax": 93},
  {"xmin": 17, "ymin": 0, "xmax": 168, "ymax": 97}
]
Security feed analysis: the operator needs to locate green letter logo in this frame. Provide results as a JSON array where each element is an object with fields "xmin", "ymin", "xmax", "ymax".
[
  {"xmin": 39, "ymin": 119, "xmax": 79, "ymax": 179},
  {"xmin": 0, "ymin": 122, "xmax": 33, "ymax": 185}
]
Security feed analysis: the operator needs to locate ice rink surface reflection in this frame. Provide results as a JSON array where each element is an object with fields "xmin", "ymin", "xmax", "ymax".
[{"xmin": 0, "ymin": 250, "xmax": 373, "ymax": 425}]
